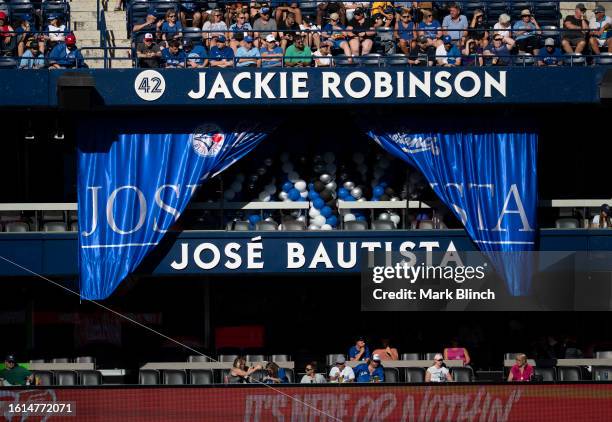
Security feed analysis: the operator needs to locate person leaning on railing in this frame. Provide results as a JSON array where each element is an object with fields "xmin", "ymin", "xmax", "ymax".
[
  {"xmin": 409, "ymin": 34, "xmax": 435, "ymax": 66},
  {"xmin": 259, "ymin": 34, "xmax": 284, "ymax": 67},
  {"xmin": 209, "ymin": 35, "xmax": 234, "ymax": 68},
  {"xmin": 592, "ymin": 204, "xmax": 611, "ymax": 228}
]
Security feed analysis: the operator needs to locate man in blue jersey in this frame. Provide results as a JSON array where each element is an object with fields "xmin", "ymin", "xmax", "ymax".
[
  {"xmin": 354, "ymin": 353, "xmax": 385, "ymax": 382},
  {"xmin": 418, "ymin": 10, "xmax": 441, "ymax": 47},
  {"xmin": 161, "ymin": 39, "xmax": 186, "ymax": 67},
  {"xmin": 209, "ymin": 35, "xmax": 234, "ymax": 68},
  {"xmin": 436, "ymin": 34, "xmax": 461, "ymax": 66},
  {"xmin": 48, "ymin": 34, "xmax": 86, "ymax": 68},
  {"xmin": 349, "ymin": 336, "xmax": 371, "ymax": 361},
  {"xmin": 538, "ymin": 38, "xmax": 563, "ymax": 66}
]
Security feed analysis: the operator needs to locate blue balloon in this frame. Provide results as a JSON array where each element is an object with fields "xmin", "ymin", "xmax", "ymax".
[
  {"xmin": 248, "ymin": 214, "xmax": 262, "ymax": 225},
  {"xmin": 356, "ymin": 215, "xmax": 367, "ymax": 222},
  {"xmin": 321, "ymin": 206, "xmax": 332, "ymax": 218},
  {"xmin": 373, "ymin": 186, "xmax": 385, "ymax": 197},
  {"xmin": 379, "ymin": 182, "xmax": 388, "ymax": 188},
  {"xmin": 326, "ymin": 215, "xmax": 338, "ymax": 226},
  {"xmin": 344, "ymin": 196, "xmax": 356, "ymax": 202},
  {"xmin": 288, "ymin": 188, "xmax": 300, "ymax": 201},
  {"xmin": 337, "ymin": 187, "xmax": 349, "ymax": 199},
  {"xmin": 309, "ymin": 190, "xmax": 320, "ymax": 200},
  {"xmin": 282, "ymin": 181, "xmax": 293, "ymax": 193},
  {"xmin": 371, "ymin": 197, "xmax": 379, "ymax": 201},
  {"xmin": 298, "ymin": 196, "xmax": 307, "ymax": 202},
  {"xmin": 313, "ymin": 198, "xmax": 325, "ymax": 209},
  {"xmin": 308, "ymin": 182, "xmax": 314, "ymax": 191}
]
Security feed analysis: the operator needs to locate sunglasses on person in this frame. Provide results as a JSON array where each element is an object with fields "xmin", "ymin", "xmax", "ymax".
[
  {"xmin": 401, "ymin": 15, "xmax": 411, "ymax": 18},
  {"xmin": 238, "ymin": 15, "xmax": 246, "ymax": 19},
  {"xmin": 494, "ymin": 37, "xmax": 503, "ymax": 41},
  {"xmin": 169, "ymin": 14, "xmax": 176, "ymax": 18},
  {"xmin": 306, "ymin": 367, "xmax": 314, "ymax": 371},
  {"xmin": 435, "ymin": 358, "xmax": 444, "ymax": 362}
]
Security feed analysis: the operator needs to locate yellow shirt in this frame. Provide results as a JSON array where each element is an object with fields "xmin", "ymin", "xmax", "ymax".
[{"xmin": 371, "ymin": 2, "xmax": 393, "ymax": 16}]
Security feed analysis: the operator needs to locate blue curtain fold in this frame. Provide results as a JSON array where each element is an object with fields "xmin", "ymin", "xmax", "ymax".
[
  {"xmin": 78, "ymin": 121, "xmax": 271, "ymax": 300},
  {"xmin": 368, "ymin": 130, "xmax": 538, "ymax": 296}
]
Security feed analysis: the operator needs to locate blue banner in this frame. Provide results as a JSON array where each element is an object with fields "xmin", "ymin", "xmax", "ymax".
[
  {"xmin": 78, "ymin": 120, "xmax": 270, "ymax": 300},
  {"xmin": 368, "ymin": 130, "xmax": 538, "ymax": 295}
]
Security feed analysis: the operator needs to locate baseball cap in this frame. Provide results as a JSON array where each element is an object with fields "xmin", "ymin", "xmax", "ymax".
[
  {"xmin": 261, "ymin": 7, "xmax": 270, "ymax": 14},
  {"xmin": 442, "ymin": 35, "xmax": 452, "ymax": 44},
  {"xmin": 329, "ymin": 12, "xmax": 339, "ymax": 20},
  {"xmin": 217, "ymin": 35, "xmax": 226, "ymax": 43},
  {"xmin": 147, "ymin": 7, "xmax": 156, "ymax": 16},
  {"xmin": 335, "ymin": 355, "xmax": 346, "ymax": 364},
  {"xmin": 48, "ymin": 14, "xmax": 59, "ymax": 20},
  {"xmin": 354, "ymin": 7, "xmax": 364, "ymax": 15},
  {"xmin": 65, "ymin": 34, "xmax": 76, "ymax": 45},
  {"xmin": 265, "ymin": 34, "xmax": 276, "ymax": 43},
  {"xmin": 594, "ymin": 5, "xmax": 605, "ymax": 13},
  {"xmin": 372, "ymin": 354, "xmax": 381, "ymax": 362},
  {"xmin": 144, "ymin": 32, "xmax": 154, "ymax": 41},
  {"xmin": 0, "ymin": 11, "xmax": 7, "ymax": 20},
  {"xmin": 601, "ymin": 204, "xmax": 610, "ymax": 214},
  {"xmin": 182, "ymin": 38, "xmax": 192, "ymax": 47},
  {"xmin": 575, "ymin": 3, "xmax": 586, "ymax": 11},
  {"xmin": 5, "ymin": 355, "xmax": 16, "ymax": 362},
  {"xmin": 521, "ymin": 9, "xmax": 531, "ymax": 16},
  {"xmin": 244, "ymin": 35, "xmax": 254, "ymax": 43},
  {"xmin": 417, "ymin": 35, "xmax": 428, "ymax": 43},
  {"xmin": 544, "ymin": 38, "xmax": 555, "ymax": 47}
]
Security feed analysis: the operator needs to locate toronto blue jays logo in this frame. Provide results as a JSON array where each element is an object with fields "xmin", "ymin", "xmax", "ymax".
[
  {"xmin": 191, "ymin": 124, "xmax": 225, "ymax": 157},
  {"xmin": 390, "ymin": 134, "xmax": 440, "ymax": 155}
]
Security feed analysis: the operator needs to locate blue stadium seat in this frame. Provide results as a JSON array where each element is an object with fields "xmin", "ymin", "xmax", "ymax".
[
  {"xmin": 385, "ymin": 53, "xmax": 409, "ymax": 66},
  {"xmin": 183, "ymin": 27, "xmax": 204, "ymax": 45},
  {"xmin": 596, "ymin": 53, "xmax": 612, "ymax": 65},
  {"xmin": 358, "ymin": 53, "xmax": 383, "ymax": 67},
  {"xmin": 564, "ymin": 53, "xmax": 586, "ymax": 66},
  {"xmin": 8, "ymin": 0, "xmax": 34, "ymax": 22}
]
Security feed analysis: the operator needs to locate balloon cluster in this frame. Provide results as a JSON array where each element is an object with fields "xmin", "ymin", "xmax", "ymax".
[{"xmin": 306, "ymin": 152, "xmax": 339, "ymax": 230}]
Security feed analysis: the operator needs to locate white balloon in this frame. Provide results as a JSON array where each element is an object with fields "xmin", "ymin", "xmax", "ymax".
[
  {"xmin": 313, "ymin": 215, "xmax": 326, "ymax": 226},
  {"xmin": 390, "ymin": 214, "xmax": 401, "ymax": 225},
  {"xmin": 294, "ymin": 180, "xmax": 307, "ymax": 192},
  {"xmin": 320, "ymin": 173, "xmax": 332, "ymax": 183},
  {"xmin": 350, "ymin": 187, "xmax": 363, "ymax": 199},
  {"xmin": 282, "ymin": 162, "xmax": 294, "ymax": 173},
  {"xmin": 353, "ymin": 152, "xmax": 365, "ymax": 164},
  {"xmin": 391, "ymin": 196, "xmax": 400, "ymax": 201},
  {"xmin": 343, "ymin": 181, "xmax": 355, "ymax": 190},
  {"xmin": 231, "ymin": 181, "xmax": 242, "ymax": 192},
  {"xmin": 323, "ymin": 152, "xmax": 335, "ymax": 164},
  {"xmin": 300, "ymin": 191, "xmax": 309, "ymax": 198},
  {"xmin": 291, "ymin": 210, "xmax": 301, "ymax": 218},
  {"xmin": 265, "ymin": 217, "xmax": 275, "ymax": 223},
  {"xmin": 325, "ymin": 163, "xmax": 337, "ymax": 174},
  {"xmin": 357, "ymin": 198, "xmax": 366, "ymax": 202},
  {"xmin": 321, "ymin": 224, "xmax": 333, "ymax": 230},
  {"xmin": 325, "ymin": 181, "xmax": 337, "ymax": 191},
  {"xmin": 309, "ymin": 207, "xmax": 321, "ymax": 218},
  {"xmin": 224, "ymin": 190, "xmax": 235, "ymax": 200},
  {"xmin": 280, "ymin": 152, "xmax": 290, "ymax": 162},
  {"xmin": 278, "ymin": 191, "xmax": 288, "ymax": 200},
  {"xmin": 235, "ymin": 173, "xmax": 245, "ymax": 183},
  {"xmin": 265, "ymin": 184, "xmax": 276, "ymax": 195},
  {"xmin": 344, "ymin": 213, "xmax": 356, "ymax": 222},
  {"xmin": 308, "ymin": 224, "xmax": 320, "ymax": 230},
  {"xmin": 378, "ymin": 212, "xmax": 391, "ymax": 221},
  {"xmin": 296, "ymin": 215, "xmax": 306, "ymax": 223},
  {"xmin": 288, "ymin": 171, "xmax": 300, "ymax": 182}
]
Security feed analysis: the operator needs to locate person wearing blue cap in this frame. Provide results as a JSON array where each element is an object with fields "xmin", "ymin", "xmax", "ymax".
[
  {"xmin": 133, "ymin": 8, "xmax": 159, "ymax": 44},
  {"xmin": 183, "ymin": 38, "xmax": 208, "ymax": 68},
  {"xmin": 253, "ymin": 6, "xmax": 277, "ymax": 47},
  {"xmin": 229, "ymin": 11, "xmax": 253, "ymax": 52},
  {"xmin": 435, "ymin": 34, "xmax": 461, "ymax": 66},
  {"xmin": 209, "ymin": 35, "xmax": 235, "ymax": 67},
  {"xmin": 40, "ymin": 13, "xmax": 66, "ymax": 53},
  {"xmin": 592, "ymin": 204, "xmax": 611, "ymax": 228},
  {"xmin": 235, "ymin": 35, "xmax": 261, "ymax": 67}
]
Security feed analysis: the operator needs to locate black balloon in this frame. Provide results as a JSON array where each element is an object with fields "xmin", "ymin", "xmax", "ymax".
[
  {"xmin": 319, "ymin": 189, "xmax": 332, "ymax": 201},
  {"xmin": 256, "ymin": 167, "xmax": 267, "ymax": 176},
  {"xmin": 385, "ymin": 187, "xmax": 395, "ymax": 196},
  {"xmin": 380, "ymin": 194, "xmax": 390, "ymax": 201},
  {"xmin": 326, "ymin": 199, "xmax": 337, "ymax": 210},
  {"xmin": 313, "ymin": 155, "xmax": 323, "ymax": 164},
  {"xmin": 313, "ymin": 164, "xmax": 325, "ymax": 174},
  {"xmin": 249, "ymin": 174, "xmax": 259, "ymax": 183},
  {"xmin": 314, "ymin": 181, "xmax": 326, "ymax": 192}
]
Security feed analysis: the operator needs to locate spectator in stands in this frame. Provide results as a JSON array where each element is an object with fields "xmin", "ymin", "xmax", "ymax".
[
  {"xmin": 507, "ymin": 353, "xmax": 533, "ymax": 382},
  {"xmin": 442, "ymin": 3, "xmax": 468, "ymax": 47},
  {"xmin": 462, "ymin": 38, "xmax": 483, "ymax": 66},
  {"xmin": 395, "ymin": 9, "xmax": 416, "ymax": 54},
  {"xmin": 301, "ymin": 362, "xmax": 327, "ymax": 383},
  {"xmin": 562, "ymin": 3, "xmax": 589, "ymax": 54},
  {"xmin": 372, "ymin": 338, "xmax": 399, "ymax": 361},
  {"xmin": 408, "ymin": 35, "xmax": 435, "ymax": 66},
  {"xmin": 425, "ymin": 353, "xmax": 453, "ymax": 382},
  {"xmin": 48, "ymin": 34, "xmax": 86, "ymax": 69},
  {"xmin": 136, "ymin": 33, "xmax": 162, "ymax": 68},
  {"xmin": 354, "ymin": 353, "xmax": 385, "ymax": 382},
  {"xmin": 224, "ymin": 2, "xmax": 247, "ymax": 27},
  {"xmin": 322, "ymin": 13, "xmax": 352, "ymax": 57},
  {"xmin": 329, "ymin": 355, "xmax": 355, "ymax": 383},
  {"xmin": 313, "ymin": 39, "xmax": 333, "ymax": 66},
  {"xmin": 19, "ymin": 40, "xmax": 45, "ymax": 69},
  {"xmin": 347, "ymin": 8, "xmax": 375, "ymax": 55},
  {"xmin": 263, "ymin": 361, "xmax": 289, "ymax": 383},
  {"xmin": 179, "ymin": 2, "xmax": 204, "ymax": 28},
  {"xmin": 538, "ymin": 38, "xmax": 563, "ymax": 66},
  {"xmin": 436, "ymin": 34, "xmax": 461, "ymax": 66},
  {"xmin": 253, "ymin": 7, "xmax": 278, "ymax": 48},
  {"xmin": 279, "ymin": 12, "xmax": 300, "ymax": 52},
  {"xmin": 373, "ymin": 13, "xmax": 394, "ymax": 55},
  {"xmin": 229, "ymin": 356, "xmax": 262, "ymax": 383},
  {"xmin": 209, "ymin": 35, "xmax": 234, "ymax": 67},
  {"xmin": 371, "ymin": 1, "xmax": 393, "ymax": 17},
  {"xmin": 133, "ymin": 9, "xmax": 159, "ymax": 44},
  {"xmin": 260, "ymin": 34, "xmax": 283, "ymax": 67},
  {"xmin": 349, "ymin": 336, "xmax": 371, "ymax": 361},
  {"xmin": 229, "ymin": 11, "xmax": 253, "ymax": 53},
  {"xmin": 202, "ymin": 9, "xmax": 228, "ymax": 48},
  {"xmin": 493, "ymin": 14, "xmax": 515, "ymax": 50},
  {"xmin": 161, "ymin": 39, "xmax": 186, "ymax": 68},
  {"xmin": 317, "ymin": 2, "xmax": 346, "ymax": 26},
  {"xmin": 468, "ymin": 9, "xmax": 488, "ymax": 48},
  {"xmin": 0, "ymin": 11, "xmax": 16, "ymax": 56},
  {"xmin": 15, "ymin": 18, "xmax": 33, "ymax": 57},
  {"xmin": 483, "ymin": 33, "xmax": 512, "ymax": 66},
  {"xmin": 0, "ymin": 355, "xmax": 32, "ymax": 386},
  {"xmin": 183, "ymin": 39, "xmax": 208, "ymax": 68},
  {"xmin": 235, "ymin": 36, "xmax": 260, "ymax": 67},
  {"xmin": 284, "ymin": 34, "xmax": 312, "ymax": 66},
  {"xmin": 592, "ymin": 204, "xmax": 611, "ymax": 228},
  {"xmin": 158, "ymin": 9, "xmax": 183, "ymax": 47},
  {"xmin": 300, "ymin": 15, "xmax": 320, "ymax": 50},
  {"xmin": 444, "ymin": 338, "xmax": 471, "ymax": 366},
  {"xmin": 275, "ymin": 2, "xmax": 303, "ymax": 26},
  {"xmin": 589, "ymin": 5, "xmax": 612, "ymax": 54},
  {"xmin": 512, "ymin": 9, "xmax": 541, "ymax": 55},
  {"xmin": 40, "ymin": 14, "xmax": 66, "ymax": 54},
  {"xmin": 418, "ymin": 10, "xmax": 442, "ymax": 47}
]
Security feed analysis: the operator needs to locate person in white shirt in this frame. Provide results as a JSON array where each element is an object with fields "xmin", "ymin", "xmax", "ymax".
[
  {"xmin": 328, "ymin": 355, "xmax": 355, "ymax": 383},
  {"xmin": 493, "ymin": 14, "xmax": 515, "ymax": 49},
  {"xmin": 591, "ymin": 204, "xmax": 611, "ymax": 228},
  {"xmin": 300, "ymin": 362, "xmax": 327, "ymax": 383},
  {"xmin": 314, "ymin": 40, "xmax": 333, "ymax": 66},
  {"xmin": 425, "ymin": 353, "xmax": 453, "ymax": 382},
  {"xmin": 39, "ymin": 14, "xmax": 66, "ymax": 53},
  {"xmin": 589, "ymin": 5, "xmax": 612, "ymax": 54}
]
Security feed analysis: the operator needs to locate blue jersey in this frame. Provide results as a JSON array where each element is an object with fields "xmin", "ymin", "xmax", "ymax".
[
  {"xmin": 349, "ymin": 345, "xmax": 371, "ymax": 361},
  {"xmin": 397, "ymin": 20, "xmax": 415, "ymax": 41},
  {"xmin": 419, "ymin": 20, "xmax": 441, "ymax": 39},
  {"xmin": 48, "ymin": 43, "xmax": 85, "ymax": 68},
  {"xmin": 354, "ymin": 363, "xmax": 385, "ymax": 383},
  {"xmin": 209, "ymin": 46, "xmax": 234, "ymax": 61},
  {"xmin": 161, "ymin": 21, "xmax": 183, "ymax": 37},
  {"xmin": 162, "ymin": 49, "xmax": 187, "ymax": 66},
  {"xmin": 539, "ymin": 47, "xmax": 563, "ymax": 65},
  {"xmin": 186, "ymin": 45, "xmax": 207, "ymax": 65}
]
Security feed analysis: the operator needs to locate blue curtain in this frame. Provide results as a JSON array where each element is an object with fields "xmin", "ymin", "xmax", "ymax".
[
  {"xmin": 368, "ymin": 130, "xmax": 538, "ymax": 296},
  {"xmin": 78, "ymin": 120, "xmax": 271, "ymax": 300}
]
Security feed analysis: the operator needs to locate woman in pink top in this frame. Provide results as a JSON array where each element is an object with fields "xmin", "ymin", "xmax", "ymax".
[
  {"xmin": 507, "ymin": 353, "xmax": 533, "ymax": 382},
  {"xmin": 443, "ymin": 339, "xmax": 471, "ymax": 366}
]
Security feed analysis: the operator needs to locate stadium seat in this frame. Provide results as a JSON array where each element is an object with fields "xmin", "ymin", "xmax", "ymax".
[
  {"xmin": 334, "ymin": 55, "xmax": 358, "ymax": 67},
  {"xmin": 183, "ymin": 27, "xmax": 204, "ymax": 45},
  {"xmin": 5, "ymin": 221, "xmax": 29, "ymax": 232},
  {"xmin": 0, "ymin": 212, "xmax": 21, "ymax": 222},
  {"xmin": 43, "ymin": 222, "xmax": 67, "ymax": 232},
  {"xmin": 227, "ymin": 221, "xmax": 250, "ymax": 231},
  {"xmin": 255, "ymin": 221, "xmax": 277, "ymax": 231},
  {"xmin": 190, "ymin": 369, "xmax": 213, "ymax": 385},
  {"xmin": 32, "ymin": 371, "xmax": 53, "ymax": 386},
  {"xmin": 70, "ymin": 221, "xmax": 78, "ymax": 231},
  {"xmin": 555, "ymin": 218, "xmax": 580, "ymax": 229},
  {"xmin": 79, "ymin": 370, "xmax": 102, "ymax": 385},
  {"xmin": 358, "ymin": 53, "xmax": 383, "ymax": 67},
  {"xmin": 595, "ymin": 53, "xmax": 612, "ymax": 65},
  {"xmin": 154, "ymin": 0, "xmax": 179, "ymax": 19},
  {"xmin": 383, "ymin": 367, "xmax": 400, "ymax": 383},
  {"xmin": 163, "ymin": 369, "xmax": 186, "ymax": 385},
  {"xmin": 385, "ymin": 54, "xmax": 409, "ymax": 66},
  {"xmin": 75, "ymin": 356, "xmax": 95, "ymax": 364},
  {"xmin": 246, "ymin": 354, "xmax": 265, "ymax": 362},
  {"xmin": 139, "ymin": 369, "xmax": 160, "ymax": 385},
  {"xmin": 55, "ymin": 370, "xmax": 78, "ymax": 386},
  {"xmin": 219, "ymin": 354, "xmax": 238, "ymax": 362},
  {"xmin": 595, "ymin": 351, "xmax": 612, "ymax": 359},
  {"xmin": 371, "ymin": 220, "xmax": 395, "ymax": 230},
  {"xmin": 188, "ymin": 355, "xmax": 211, "ymax": 362},
  {"xmin": 540, "ymin": 26, "xmax": 559, "ymax": 41},
  {"xmin": 344, "ymin": 220, "xmax": 368, "ymax": 230},
  {"xmin": 404, "ymin": 368, "xmax": 425, "ymax": 383},
  {"xmin": 401, "ymin": 353, "xmax": 420, "ymax": 360},
  {"xmin": 486, "ymin": 2, "xmax": 510, "ymax": 27},
  {"xmin": 29, "ymin": 359, "xmax": 45, "ymax": 363},
  {"xmin": 284, "ymin": 368, "xmax": 295, "ymax": 383},
  {"xmin": 424, "ymin": 352, "xmax": 438, "ymax": 360},
  {"xmin": 504, "ymin": 353, "xmax": 520, "ymax": 360},
  {"xmin": 0, "ymin": 57, "xmax": 18, "ymax": 69},
  {"xmin": 557, "ymin": 366, "xmax": 582, "ymax": 381},
  {"xmin": 326, "ymin": 354, "xmax": 343, "ymax": 367},
  {"xmin": 564, "ymin": 53, "xmax": 586, "ymax": 66},
  {"xmin": 452, "ymin": 367, "xmax": 474, "ymax": 382},
  {"xmin": 52, "ymin": 358, "xmax": 70, "ymax": 363},
  {"xmin": 592, "ymin": 366, "xmax": 612, "ymax": 381},
  {"xmin": 534, "ymin": 367, "xmax": 556, "ymax": 381},
  {"xmin": 42, "ymin": 211, "xmax": 64, "ymax": 222},
  {"xmin": 271, "ymin": 354, "xmax": 290, "ymax": 362},
  {"xmin": 282, "ymin": 221, "xmax": 306, "ymax": 230},
  {"xmin": 514, "ymin": 53, "xmax": 535, "ymax": 66}
]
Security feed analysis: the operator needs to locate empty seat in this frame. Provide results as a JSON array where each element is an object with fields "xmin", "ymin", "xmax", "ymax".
[
  {"xmin": 595, "ymin": 351, "xmax": 612, "ymax": 359},
  {"xmin": 139, "ymin": 369, "xmax": 160, "ymax": 385},
  {"xmin": 190, "ymin": 369, "xmax": 213, "ymax": 385},
  {"xmin": 0, "ymin": 57, "xmax": 16, "ymax": 69},
  {"xmin": 417, "ymin": 220, "xmax": 435, "ymax": 229},
  {"xmin": 405, "ymin": 367, "xmax": 425, "ymax": 383},
  {"xmin": 188, "ymin": 355, "xmax": 211, "ymax": 362},
  {"xmin": 401, "ymin": 353, "xmax": 420, "ymax": 360},
  {"xmin": 52, "ymin": 358, "xmax": 70, "ymax": 363},
  {"xmin": 534, "ymin": 367, "xmax": 556, "ymax": 381},
  {"xmin": 282, "ymin": 221, "xmax": 306, "ymax": 230},
  {"xmin": 452, "ymin": 367, "xmax": 474, "ymax": 382},
  {"xmin": 344, "ymin": 220, "xmax": 368, "ymax": 230},
  {"xmin": 75, "ymin": 356, "xmax": 95, "ymax": 364},
  {"xmin": 271, "ymin": 354, "xmax": 290, "ymax": 362},
  {"xmin": 514, "ymin": 53, "xmax": 535, "ymax": 66},
  {"xmin": 596, "ymin": 53, "xmax": 612, "ymax": 65},
  {"xmin": 557, "ymin": 366, "xmax": 582, "ymax": 381},
  {"xmin": 326, "ymin": 354, "xmax": 343, "ymax": 367},
  {"xmin": 0, "ymin": 212, "xmax": 21, "ymax": 222},
  {"xmin": 358, "ymin": 53, "xmax": 383, "ymax": 67},
  {"xmin": 29, "ymin": 359, "xmax": 45, "ymax": 363},
  {"xmin": 386, "ymin": 53, "xmax": 409, "ymax": 66},
  {"xmin": 383, "ymin": 367, "xmax": 400, "ymax": 383},
  {"xmin": 163, "ymin": 369, "xmax": 186, "ymax": 385},
  {"xmin": 255, "ymin": 221, "xmax": 277, "ymax": 231},
  {"xmin": 55, "ymin": 371, "xmax": 77, "ymax": 386},
  {"xmin": 42, "ymin": 211, "xmax": 64, "ymax": 221},
  {"xmin": 334, "ymin": 55, "xmax": 357, "ymax": 66},
  {"xmin": 424, "ymin": 352, "xmax": 438, "ymax": 360},
  {"xmin": 219, "ymin": 354, "xmax": 239, "ymax": 363},
  {"xmin": 246, "ymin": 355, "xmax": 265, "ymax": 362},
  {"xmin": 592, "ymin": 366, "xmax": 612, "ymax": 381},
  {"xmin": 564, "ymin": 53, "xmax": 586, "ymax": 66},
  {"xmin": 504, "ymin": 352, "xmax": 520, "ymax": 360},
  {"xmin": 555, "ymin": 218, "xmax": 580, "ymax": 229},
  {"xmin": 79, "ymin": 370, "xmax": 102, "ymax": 385},
  {"xmin": 5, "ymin": 221, "xmax": 29, "ymax": 232},
  {"xmin": 32, "ymin": 371, "xmax": 53, "ymax": 386},
  {"xmin": 43, "ymin": 222, "xmax": 67, "ymax": 232},
  {"xmin": 183, "ymin": 27, "xmax": 204, "ymax": 44},
  {"xmin": 372, "ymin": 220, "xmax": 395, "ymax": 230}
]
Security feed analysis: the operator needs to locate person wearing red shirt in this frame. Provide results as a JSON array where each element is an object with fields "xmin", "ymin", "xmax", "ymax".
[{"xmin": 508, "ymin": 353, "xmax": 534, "ymax": 382}]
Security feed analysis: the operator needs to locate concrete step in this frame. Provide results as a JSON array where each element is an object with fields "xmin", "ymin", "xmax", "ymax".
[
  {"xmin": 73, "ymin": 30, "xmax": 103, "ymax": 41},
  {"xmin": 71, "ymin": 11, "xmax": 127, "ymax": 22},
  {"xmin": 74, "ymin": 20, "xmax": 127, "ymax": 32},
  {"xmin": 69, "ymin": 1, "xmax": 99, "ymax": 12},
  {"xmin": 81, "ymin": 48, "xmax": 131, "ymax": 59},
  {"xmin": 79, "ymin": 38, "xmax": 131, "ymax": 47}
]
